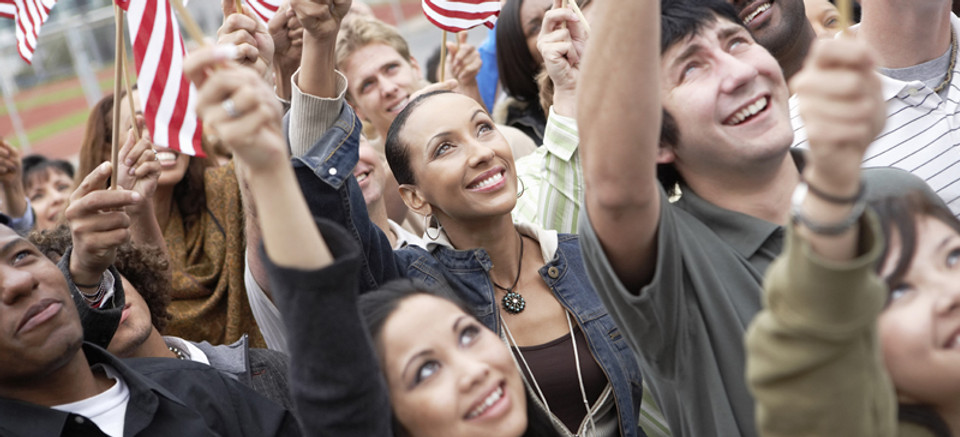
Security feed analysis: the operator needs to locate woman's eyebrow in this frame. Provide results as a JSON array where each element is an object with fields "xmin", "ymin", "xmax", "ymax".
[{"xmin": 402, "ymin": 349, "xmax": 434, "ymax": 381}]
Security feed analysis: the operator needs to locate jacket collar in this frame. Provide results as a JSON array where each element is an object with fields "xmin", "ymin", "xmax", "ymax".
[{"xmin": 425, "ymin": 221, "xmax": 559, "ymax": 263}]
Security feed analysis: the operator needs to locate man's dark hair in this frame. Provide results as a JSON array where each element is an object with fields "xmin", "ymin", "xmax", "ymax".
[{"xmin": 656, "ymin": 0, "xmax": 745, "ymax": 195}]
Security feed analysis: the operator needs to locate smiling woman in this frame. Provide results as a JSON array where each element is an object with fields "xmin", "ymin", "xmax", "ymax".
[
  {"xmin": 289, "ymin": 87, "xmax": 646, "ymax": 436},
  {"xmin": 357, "ymin": 280, "xmax": 553, "ymax": 437},
  {"xmin": 21, "ymin": 155, "xmax": 74, "ymax": 232}
]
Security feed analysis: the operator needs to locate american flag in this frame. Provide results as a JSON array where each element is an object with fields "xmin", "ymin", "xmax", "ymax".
[
  {"xmin": 421, "ymin": 0, "xmax": 499, "ymax": 33},
  {"xmin": 0, "ymin": 0, "xmax": 58, "ymax": 63},
  {"xmin": 186, "ymin": 0, "xmax": 278, "ymax": 23},
  {"xmin": 116, "ymin": 0, "xmax": 205, "ymax": 157},
  {"xmin": 243, "ymin": 0, "xmax": 279, "ymax": 24}
]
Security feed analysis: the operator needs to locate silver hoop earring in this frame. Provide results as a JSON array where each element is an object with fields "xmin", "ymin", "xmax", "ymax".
[
  {"xmin": 516, "ymin": 176, "xmax": 526, "ymax": 199},
  {"xmin": 424, "ymin": 214, "xmax": 442, "ymax": 241}
]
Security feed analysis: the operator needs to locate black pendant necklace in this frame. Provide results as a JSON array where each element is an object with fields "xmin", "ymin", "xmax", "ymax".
[{"xmin": 493, "ymin": 229, "xmax": 526, "ymax": 314}]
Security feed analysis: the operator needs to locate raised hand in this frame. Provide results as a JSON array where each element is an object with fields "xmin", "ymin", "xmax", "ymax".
[
  {"xmin": 291, "ymin": 0, "xmax": 351, "ymax": 42},
  {"xmin": 792, "ymin": 36, "xmax": 883, "ymax": 194},
  {"xmin": 292, "ymin": 0, "xmax": 350, "ymax": 97},
  {"xmin": 269, "ymin": 0, "xmax": 304, "ymax": 100},
  {"xmin": 537, "ymin": 0, "xmax": 588, "ymax": 116},
  {"xmin": 0, "ymin": 139, "xmax": 27, "ymax": 220},
  {"xmin": 65, "ymin": 162, "xmax": 142, "ymax": 286},
  {"xmin": 116, "ymin": 120, "xmax": 161, "ymax": 217},
  {"xmin": 218, "ymin": 0, "xmax": 276, "ymax": 78},
  {"xmin": 185, "ymin": 46, "xmax": 287, "ymax": 174},
  {"xmin": 442, "ymin": 32, "xmax": 485, "ymax": 107}
]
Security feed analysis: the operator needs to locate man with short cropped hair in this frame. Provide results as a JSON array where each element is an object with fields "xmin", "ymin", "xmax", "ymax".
[{"xmin": 577, "ymin": 0, "xmax": 935, "ymax": 435}]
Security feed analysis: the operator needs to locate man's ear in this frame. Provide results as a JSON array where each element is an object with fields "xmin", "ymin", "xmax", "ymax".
[
  {"xmin": 409, "ymin": 56, "xmax": 423, "ymax": 80},
  {"xmin": 347, "ymin": 98, "xmax": 370, "ymax": 123},
  {"xmin": 656, "ymin": 145, "xmax": 676, "ymax": 164},
  {"xmin": 398, "ymin": 184, "xmax": 431, "ymax": 217}
]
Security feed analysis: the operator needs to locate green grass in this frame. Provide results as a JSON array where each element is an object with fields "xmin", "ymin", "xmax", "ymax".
[
  {"xmin": 0, "ymin": 77, "xmax": 115, "ymax": 118},
  {"xmin": 6, "ymin": 109, "xmax": 90, "ymax": 148}
]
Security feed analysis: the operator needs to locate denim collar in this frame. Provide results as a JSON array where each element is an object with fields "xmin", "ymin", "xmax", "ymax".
[{"xmin": 425, "ymin": 221, "xmax": 559, "ymax": 262}]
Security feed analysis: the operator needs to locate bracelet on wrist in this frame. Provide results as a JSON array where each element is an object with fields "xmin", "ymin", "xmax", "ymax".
[
  {"xmin": 803, "ymin": 178, "xmax": 865, "ymax": 204},
  {"xmin": 790, "ymin": 181, "xmax": 868, "ymax": 235},
  {"xmin": 74, "ymin": 278, "xmax": 102, "ymax": 289}
]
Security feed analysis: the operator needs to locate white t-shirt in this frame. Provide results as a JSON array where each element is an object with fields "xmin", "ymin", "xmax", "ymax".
[{"xmin": 52, "ymin": 364, "xmax": 130, "ymax": 437}]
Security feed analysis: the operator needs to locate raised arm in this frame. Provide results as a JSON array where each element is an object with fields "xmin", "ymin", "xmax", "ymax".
[
  {"xmin": 0, "ymin": 140, "xmax": 28, "ymax": 230},
  {"xmin": 578, "ymin": 0, "xmax": 662, "ymax": 290},
  {"xmin": 746, "ymin": 37, "xmax": 897, "ymax": 437},
  {"xmin": 282, "ymin": 0, "xmax": 402, "ymax": 292},
  {"xmin": 186, "ymin": 45, "xmax": 392, "ymax": 437}
]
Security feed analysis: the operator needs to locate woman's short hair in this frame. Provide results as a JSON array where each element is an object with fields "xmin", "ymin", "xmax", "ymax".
[
  {"xmin": 871, "ymin": 191, "xmax": 960, "ymax": 292},
  {"xmin": 22, "ymin": 155, "xmax": 75, "ymax": 191},
  {"xmin": 384, "ymin": 90, "xmax": 455, "ymax": 187}
]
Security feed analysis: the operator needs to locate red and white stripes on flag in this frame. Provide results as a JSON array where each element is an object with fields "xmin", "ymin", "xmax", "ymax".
[
  {"xmin": 116, "ymin": 0, "xmax": 205, "ymax": 157},
  {"xmin": 0, "ymin": 0, "xmax": 58, "ymax": 63},
  {"xmin": 243, "ymin": 0, "xmax": 279, "ymax": 24},
  {"xmin": 0, "ymin": 1, "xmax": 15, "ymax": 19},
  {"xmin": 421, "ymin": 0, "xmax": 499, "ymax": 33}
]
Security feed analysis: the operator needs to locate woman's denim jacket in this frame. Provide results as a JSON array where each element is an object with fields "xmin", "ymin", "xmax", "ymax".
[{"xmin": 286, "ymin": 103, "xmax": 645, "ymax": 437}]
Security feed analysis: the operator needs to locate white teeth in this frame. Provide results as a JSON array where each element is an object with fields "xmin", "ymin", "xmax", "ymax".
[
  {"xmin": 744, "ymin": 2, "xmax": 771, "ymax": 24},
  {"xmin": 466, "ymin": 386, "xmax": 504, "ymax": 419},
  {"xmin": 156, "ymin": 152, "xmax": 177, "ymax": 162},
  {"xmin": 356, "ymin": 172, "xmax": 369, "ymax": 183},
  {"xmin": 727, "ymin": 97, "xmax": 768, "ymax": 125},
  {"xmin": 387, "ymin": 98, "xmax": 409, "ymax": 113},
  {"xmin": 471, "ymin": 171, "xmax": 504, "ymax": 189}
]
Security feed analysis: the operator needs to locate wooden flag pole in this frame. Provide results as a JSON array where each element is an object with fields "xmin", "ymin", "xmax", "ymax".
[
  {"xmin": 567, "ymin": 0, "xmax": 590, "ymax": 34},
  {"xmin": 235, "ymin": 0, "xmax": 244, "ymax": 14},
  {"xmin": 439, "ymin": 30, "xmax": 447, "ymax": 82},
  {"xmin": 112, "ymin": 4, "xmax": 125, "ymax": 190},
  {"xmin": 171, "ymin": 0, "xmax": 208, "ymax": 46},
  {"xmin": 121, "ymin": 48, "xmax": 141, "ymax": 139},
  {"xmin": 836, "ymin": 0, "xmax": 852, "ymax": 31}
]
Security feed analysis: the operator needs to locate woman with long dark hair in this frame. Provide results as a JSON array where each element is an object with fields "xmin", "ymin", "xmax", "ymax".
[{"xmin": 75, "ymin": 87, "xmax": 263, "ymax": 348}]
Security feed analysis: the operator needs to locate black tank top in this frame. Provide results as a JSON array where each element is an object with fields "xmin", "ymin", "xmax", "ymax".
[{"xmin": 514, "ymin": 325, "xmax": 608, "ymax": 433}]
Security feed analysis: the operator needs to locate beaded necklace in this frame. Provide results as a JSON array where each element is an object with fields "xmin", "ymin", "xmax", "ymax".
[{"xmin": 933, "ymin": 30, "xmax": 957, "ymax": 94}]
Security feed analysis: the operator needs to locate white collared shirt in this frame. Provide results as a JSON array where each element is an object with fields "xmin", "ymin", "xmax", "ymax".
[{"xmin": 791, "ymin": 14, "xmax": 960, "ymax": 216}]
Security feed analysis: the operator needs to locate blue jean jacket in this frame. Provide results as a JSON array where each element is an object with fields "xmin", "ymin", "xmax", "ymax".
[{"xmin": 286, "ymin": 104, "xmax": 645, "ymax": 437}]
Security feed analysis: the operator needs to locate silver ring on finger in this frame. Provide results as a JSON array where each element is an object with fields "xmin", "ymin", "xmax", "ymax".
[{"xmin": 222, "ymin": 98, "xmax": 240, "ymax": 118}]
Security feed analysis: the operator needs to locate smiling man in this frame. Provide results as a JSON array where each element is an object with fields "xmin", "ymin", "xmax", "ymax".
[
  {"xmin": 577, "ymin": 0, "xmax": 937, "ymax": 435},
  {"xmin": 729, "ymin": 0, "xmax": 815, "ymax": 79}
]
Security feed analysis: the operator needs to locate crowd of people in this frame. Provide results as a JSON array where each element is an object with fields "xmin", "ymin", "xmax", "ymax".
[{"xmin": 1, "ymin": 0, "xmax": 960, "ymax": 434}]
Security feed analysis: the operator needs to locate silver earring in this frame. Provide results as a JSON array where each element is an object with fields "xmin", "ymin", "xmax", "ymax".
[
  {"xmin": 424, "ymin": 214, "xmax": 442, "ymax": 241},
  {"xmin": 516, "ymin": 176, "xmax": 526, "ymax": 199}
]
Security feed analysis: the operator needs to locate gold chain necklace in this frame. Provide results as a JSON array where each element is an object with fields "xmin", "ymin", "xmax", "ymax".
[{"xmin": 933, "ymin": 30, "xmax": 957, "ymax": 94}]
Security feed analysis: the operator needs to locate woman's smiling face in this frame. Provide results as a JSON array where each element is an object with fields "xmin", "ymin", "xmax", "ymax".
[
  {"xmin": 396, "ymin": 92, "xmax": 518, "ymax": 223},
  {"xmin": 379, "ymin": 294, "xmax": 527, "ymax": 437},
  {"xmin": 879, "ymin": 215, "xmax": 960, "ymax": 407}
]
